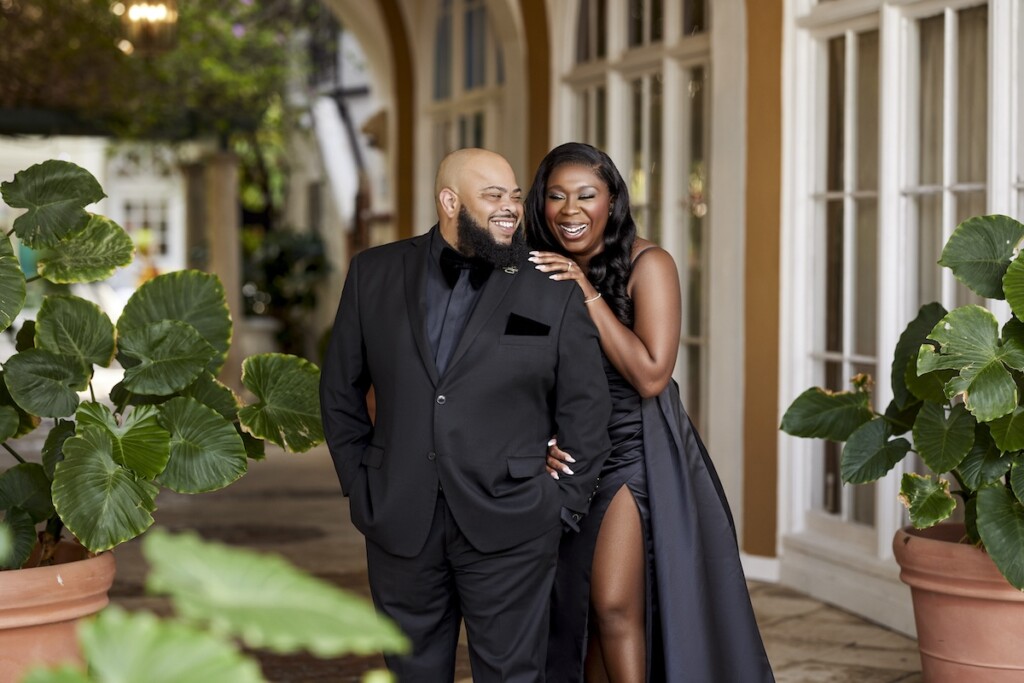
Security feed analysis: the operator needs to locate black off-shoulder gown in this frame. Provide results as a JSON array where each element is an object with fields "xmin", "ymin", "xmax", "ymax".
[{"xmin": 547, "ymin": 357, "xmax": 775, "ymax": 682}]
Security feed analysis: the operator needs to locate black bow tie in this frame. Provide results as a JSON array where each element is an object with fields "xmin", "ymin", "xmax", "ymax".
[{"xmin": 439, "ymin": 247, "xmax": 494, "ymax": 289}]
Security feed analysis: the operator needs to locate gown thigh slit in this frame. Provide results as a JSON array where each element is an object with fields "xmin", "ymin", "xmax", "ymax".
[{"xmin": 547, "ymin": 355, "xmax": 775, "ymax": 682}]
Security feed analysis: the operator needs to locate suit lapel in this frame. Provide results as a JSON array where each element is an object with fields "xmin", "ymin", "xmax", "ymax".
[
  {"xmin": 403, "ymin": 231, "xmax": 439, "ymax": 386},
  {"xmin": 444, "ymin": 263, "xmax": 517, "ymax": 374}
]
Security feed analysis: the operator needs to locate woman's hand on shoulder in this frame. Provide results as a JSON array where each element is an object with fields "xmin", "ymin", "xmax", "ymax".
[{"xmin": 529, "ymin": 251, "xmax": 601, "ymax": 300}]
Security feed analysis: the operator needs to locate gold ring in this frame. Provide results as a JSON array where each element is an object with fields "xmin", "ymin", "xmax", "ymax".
[{"xmin": 566, "ymin": 262, "xmax": 573, "ymax": 272}]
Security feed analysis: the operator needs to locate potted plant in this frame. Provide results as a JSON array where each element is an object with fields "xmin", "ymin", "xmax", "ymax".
[
  {"xmin": 0, "ymin": 160, "xmax": 325, "ymax": 681},
  {"xmin": 20, "ymin": 529, "xmax": 407, "ymax": 683},
  {"xmin": 781, "ymin": 213, "xmax": 1024, "ymax": 681}
]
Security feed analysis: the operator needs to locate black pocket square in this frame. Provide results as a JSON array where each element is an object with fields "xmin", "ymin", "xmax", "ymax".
[{"xmin": 504, "ymin": 313, "xmax": 550, "ymax": 336}]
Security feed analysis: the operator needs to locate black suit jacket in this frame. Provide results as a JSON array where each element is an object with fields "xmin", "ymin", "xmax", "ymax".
[{"xmin": 320, "ymin": 227, "xmax": 613, "ymax": 557}]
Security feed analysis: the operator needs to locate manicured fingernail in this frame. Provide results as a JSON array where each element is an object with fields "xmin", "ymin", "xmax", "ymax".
[
  {"xmin": 547, "ymin": 438, "xmax": 557, "ymax": 446},
  {"xmin": 565, "ymin": 454, "xmax": 576, "ymax": 463},
  {"xmin": 530, "ymin": 251, "xmax": 538, "ymax": 255},
  {"xmin": 550, "ymin": 471, "xmax": 559, "ymax": 480},
  {"xmin": 562, "ymin": 466, "xmax": 575, "ymax": 475},
  {"xmin": 528, "ymin": 256, "xmax": 539, "ymax": 262}
]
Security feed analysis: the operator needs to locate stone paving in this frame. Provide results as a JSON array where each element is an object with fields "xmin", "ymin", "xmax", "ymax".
[{"xmin": 109, "ymin": 446, "xmax": 922, "ymax": 682}]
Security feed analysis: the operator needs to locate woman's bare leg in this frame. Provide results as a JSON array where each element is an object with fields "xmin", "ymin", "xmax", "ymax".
[{"xmin": 586, "ymin": 485, "xmax": 645, "ymax": 682}]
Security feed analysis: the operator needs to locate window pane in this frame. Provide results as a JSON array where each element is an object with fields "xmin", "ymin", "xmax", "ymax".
[
  {"xmin": 854, "ymin": 199, "xmax": 877, "ymax": 357},
  {"xmin": 686, "ymin": 214, "xmax": 703, "ymax": 338},
  {"xmin": 856, "ymin": 31, "xmax": 879, "ymax": 192},
  {"xmin": 649, "ymin": 74, "xmax": 663, "ymax": 244},
  {"xmin": 651, "ymin": 0, "xmax": 663, "ymax": 43},
  {"xmin": 629, "ymin": 0, "xmax": 644, "ymax": 47},
  {"xmin": 825, "ymin": 200, "xmax": 844, "ymax": 353},
  {"xmin": 595, "ymin": 85, "xmax": 607, "ymax": 150},
  {"xmin": 915, "ymin": 193, "xmax": 944, "ymax": 304},
  {"xmin": 433, "ymin": 10, "xmax": 452, "ymax": 100},
  {"xmin": 464, "ymin": 3, "xmax": 486, "ymax": 90},
  {"xmin": 826, "ymin": 36, "xmax": 845, "ymax": 193},
  {"xmin": 576, "ymin": 0, "xmax": 591, "ymax": 63},
  {"xmin": 957, "ymin": 5, "xmax": 988, "ymax": 185},
  {"xmin": 684, "ymin": 0, "xmax": 706, "ymax": 35},
  {"xmin": 919, "ymin": 14, "xmax": 944, "ymax": 186},
  {"xmin": 630, "ymin": 78, "xmax": 646, "ymax": 234},
  {"xmin": 578, "ymin": 89, "xmax": 591, "ymax": 142}
]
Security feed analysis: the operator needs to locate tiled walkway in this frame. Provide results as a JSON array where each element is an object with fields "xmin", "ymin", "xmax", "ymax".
[{"xmin": 109, "ymin": 446, "xmax": 922, "ymax": 682}]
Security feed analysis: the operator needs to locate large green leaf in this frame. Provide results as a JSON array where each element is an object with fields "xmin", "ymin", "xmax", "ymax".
[
  {"xmin": 238, "ymin": 354, "xmax": 324, "ymax": 453},
  {"xmin": 117, "ymin": 271, "xmax": 232, "ymax": 375},
  {"xmin": 904, "ymin": 362, "xmax": 955, "ymax": 404},
  {"xmin": 77, "ymin": 402, "xmax": 170, "ymax": 480},
  {"xmin": 0, "ymin": 462, "xmax": 54, "ymax": 522},
  {"xmin": 61, "ymin": 607, "xmax": 266, "ymax": 683},
  {"xmin": 0, "ymin": 404, "xmax": 20, "ymax": 443},
  {"xmin": 988, "ymin": 405, "xmax": 1024, "ymax": 452},
  {"xmin": 883, "ymin": 398, "xmax": 921, "ymax": 436},
  {"xmin": 35, "ymin": 215, "xmax": 134, "ymax": 284},
  {"xmin": 157, "ymin": 397, "xmax": 247, "ymax": 494},
  {"xmin": 0, "ymin": 160, "xmax": 105, "ymax": 248},
  {"xmin": 912, "ymin": 402, "xmax": 975, "ymax": 473},
  {"xmin": 939, "ymin": 214, "xmax": 1024, "ymax": 299},
  {"xmin": 891, "ymin": 303, "xmax": 948, "ymax": 408},
  {"xmin": 899, "ymin": 472, "xmax": 956, "ymax": 528},
  {"xmin": 0, "ymin": 370, "xmax": 40, "ymax": 437},
  {"xmin": 181, "ymin": 372, "xmax": 239, "ymax": 420},
  {"xmin": 918, "ymin": 305, "xmax": 1024, "ymax": 421},
  {"xmin": 779, "ymin": 387, "xmax": 874, "ymax": 442},
  {"xmin": 976, "ymin": 485, "xmax": 1024, "ymax": 590},
  {"xmin": 3, "ymin": 349, "xmax": 88, "ymax": 417},
  {"xmin": 52, "ymin": 426, "xmax": 158, "ymax": 553},
  {"xmin": 0, "ymin": 508, "xmax": 36, "ymax": 570},
  {"xmin": 0, "ymin": 234, "xmax": 26, "ymax": 334},
  {"xmin": 958, "ymin": 424, "xmax": 1014, "ymax": 490},
  {"xmin": 118, "ymin": 320, "xmax": 217, "ymax": 396},
  {"xmin": 35, "ymin": 295, "xmax": 115, "ymax": 369},
  {"xmin": 143, "ymin": 529, "xmax": 408, "ymax": 657},
  {"xmin": 1004, "ymin": 253, "xmax": 1024, "ymax": 323},
  {"xmin": 41, "ymin": 419, "xmax": 76, "ymax": 480},
  {"xmin": 840, "ymin": 417, "xmax": 911, "ymax": 484},
  {"xmin": 20, "ymin": 666, "xmax": 92, "ymax": 683},
  {"xmin": 0, "ymin": 519, "xmax": 12, "ymax": 568},
  {"xmin": 1012, "ymin": 456, "xmax": 1024, "ymax": 506}
]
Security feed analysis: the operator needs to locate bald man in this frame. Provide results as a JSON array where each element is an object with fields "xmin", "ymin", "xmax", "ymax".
[{"xmin": 320, "ymin": 149, "xmax": 612, "ymax": 682}]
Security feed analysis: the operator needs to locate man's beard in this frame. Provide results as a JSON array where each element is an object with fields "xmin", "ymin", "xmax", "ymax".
[{"xmin": 457, "ymin": 207, "xmax": 527, "ymax": 269}]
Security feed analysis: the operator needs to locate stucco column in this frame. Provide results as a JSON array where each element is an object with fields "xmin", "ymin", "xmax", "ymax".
[{"xmin": 203, "ymin": 152, "xmax": 244, "ymax": 391}]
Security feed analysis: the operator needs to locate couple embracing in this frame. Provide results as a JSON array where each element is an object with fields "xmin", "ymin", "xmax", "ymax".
[{"xmin": 320, "ymin": 144, "xmax": 774, "ymax": 682}]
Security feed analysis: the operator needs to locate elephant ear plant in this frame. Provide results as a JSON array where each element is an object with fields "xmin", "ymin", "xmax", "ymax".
[
  {"xmin": 781, "ymin": 214, "xmax": 1024, "ymax": 590},
  {"xmin": 0, "ymin": 160, "xmax": 324, "ymax": 569}
]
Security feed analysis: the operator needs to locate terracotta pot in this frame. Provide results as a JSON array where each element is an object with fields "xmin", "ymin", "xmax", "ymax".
[
  {"xmin": 0, "ymin": 542, "xmax": 115, "ymax": 683},
  {"xmin": 893, "ymin": 523, "xmax": 1024, "ymax": 682}
]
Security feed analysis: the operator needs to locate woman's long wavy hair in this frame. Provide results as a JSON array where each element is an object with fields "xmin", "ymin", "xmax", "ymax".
[{"xmin": 525, "ymin": 142, "xmax": 637, "ymax": 326}]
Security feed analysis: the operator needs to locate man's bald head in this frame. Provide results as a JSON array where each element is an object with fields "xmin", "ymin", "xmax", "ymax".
[
  {"xmin": 434, "ymin": 148, "xmax": 523, "ymax": 251},
  {"xmin": 435, "ymin": 148, "xmax": 513, "ymax": 200}
]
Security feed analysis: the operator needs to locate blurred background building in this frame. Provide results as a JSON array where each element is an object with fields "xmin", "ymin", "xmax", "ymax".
[{"xmin": 1, "ymin": 0, "xmax": 1021, "ymax": 638}]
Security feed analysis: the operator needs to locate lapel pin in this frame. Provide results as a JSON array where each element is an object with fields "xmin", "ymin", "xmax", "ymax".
[{"xmin": 503, "ymin": 266, "xmax": 518, "ymax": 275}]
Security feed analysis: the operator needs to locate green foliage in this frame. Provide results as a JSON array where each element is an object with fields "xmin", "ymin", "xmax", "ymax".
[
  {"xmin": 22, "ymin": 530, "xmax": 406, "ymax": 683},
  {"xmin": 780, "ymin": 214, "xmax": 1024, "ymax": 590},
  {"xmin": 0, "ymin": 160, "xmax": 325, "ymax": 568}
]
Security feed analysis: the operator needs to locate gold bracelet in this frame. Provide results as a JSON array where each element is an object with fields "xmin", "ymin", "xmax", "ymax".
[{"xmin": 583, "ymin": 292, "xmax": 602, "ymax": 304}]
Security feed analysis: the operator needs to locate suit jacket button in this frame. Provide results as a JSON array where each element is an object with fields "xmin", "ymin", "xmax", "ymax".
[
  {"xmin": 572, "ymin": 513, "xmax": 581, "ymax": 522},
  {"xmin": 436, "ymin": 395, "xmax": 446, "ymax": 405},
  {"xmin": 427, "ymin": 451, "xmax": 436, "ymax": 461}
]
